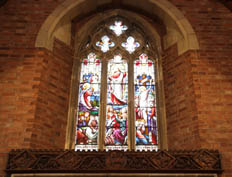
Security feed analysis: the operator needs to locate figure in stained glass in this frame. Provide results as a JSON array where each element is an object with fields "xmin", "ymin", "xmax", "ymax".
[
  {"xmin": 105, "ymin": 105, "xmax": 128, "ymax": 146},
  {"xmin": 137, "ymin": 85, "xmax": 152, "ymax": 122},
  {"xmin": 76, "ymin": 112, "xmax": 99, "ymax": 145},
  {"xmin": 105, "ymin": 54, "xmax": 128, "ymax": 150},
  {"xmin": 96, "ymin": 35, "xmax": 115, "ymax": 53},
  {"xmin": 109, "ymin": 21, "xmax": 128, "ymax": 36},
  {"xmin": 136, "ymin": 119, "xmax": 148, "ymax": 144},
  {"xmin": 107, "ymin": 54, "xmax": 128, "ymax": 105},
  {"xmin": 134, "ymin": 54, "xmax": 158, "ymax": 149},
  {"xmin": 79, "ymin": 83, "xmax": 94, "ymax": 110},
  {"xmin": 122, "ymin": 36, "xmax": 140, "ymax": 54},
  {"xmin": 147, "ymin": 105, "xmax": 157, "ymax": 145},
  {"xmin": 75, "ymin": 53, "xmax": 102, "ymax": 151},
  {"xmin": 85, "ymin": 114, "xmax": 98, "ymax": 143}
]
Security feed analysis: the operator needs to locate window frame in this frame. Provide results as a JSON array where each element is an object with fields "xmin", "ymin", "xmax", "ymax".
[{"xmin": 65, "ymin": 13, "xmax": 168, "ymax": 151}]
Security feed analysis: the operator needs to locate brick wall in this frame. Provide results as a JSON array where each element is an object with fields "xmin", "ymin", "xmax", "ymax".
[
  {"xmin": 31, "ymin": 39, "xmax": 73, "ymax": 148},
  {"xmin": 193, "ymin": 49, "xmax": 232, "ymax": 177},
  {"xmin": 0, "ymin": 0, "xmax": 232, "ymax": 177},
  {"xmin": 0, "ymin": 48, "xmax": 43, "ymax": 174},
  {"xmin": 0, "ymin": 43, "xmax": 73, "ymax": 176},
  {"xmin": 0, "ymin": 0, "xmax": 66, "ymax": 48},
  {"xmin": 166, "ymin": 1, "xmax": 232, "ymax": 177},
  {"xmin": 162, "ymin": 45, "xmax": 201, "ymax": 149}
]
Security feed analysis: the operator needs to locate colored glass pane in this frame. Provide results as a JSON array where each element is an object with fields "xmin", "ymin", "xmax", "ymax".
[
  {"xmin": 134, "ymin": 54, "xmax": 158, "ymax": 151},
  {"xmin": 109, "ymin": 21, "xmax": 128, "ymax": 36},
  {"xmin": 75, "ymin": 53, "xmax": 102, "ymax": 151},
  {"xmin": 105, "ymin": 54, "xmax": 128, "ymax": 151},
  {"xmin": 96, "ymin": 35, "xmax": 115, "ymax": 53},
  {"xmin": 121, "ymin": 36, "xmax": 140, "ymax": 54}
]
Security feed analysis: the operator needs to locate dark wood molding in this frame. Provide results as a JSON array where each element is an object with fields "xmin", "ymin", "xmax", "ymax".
[{"xmin": 6, "ymin": 149, "xmax": 222, "ymax": 176}]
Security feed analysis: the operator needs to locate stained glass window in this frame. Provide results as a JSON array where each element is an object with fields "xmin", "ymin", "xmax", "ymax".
[
  {"xmin": 75, "ymin": 53, "xmax": 101, "ymax": 151},
  {"xmin": 74, "ymin": 19, "xmax": 160, "ymax": 152},
  {"xmin": 105, "ymin": 54, "xmax": 128, "ymax": 151},
  {"xmin": 134, "ymin": 54, "xmax": 158, "ymax": 151}
]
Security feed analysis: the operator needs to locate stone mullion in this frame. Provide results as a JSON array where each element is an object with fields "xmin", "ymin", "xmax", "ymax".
[
  {"xmin": 99, "ymin": 57, "xmax": 108, "ymax": 150},
  {"xmin": 128, "ymin": 56, "xmax": 135, "ymax": 150},
  {"xmin": 65, "ymin": 57, "xmax": 81, "ymax": 149},
  {"xmin": 156, "ymin": 57, "xmax": 168, "ymax": 150}
]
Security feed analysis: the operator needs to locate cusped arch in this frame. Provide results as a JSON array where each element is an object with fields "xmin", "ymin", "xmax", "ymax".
[{"xmin": 35, "ymin": 0, "xmax": 199, "ymax": 55}]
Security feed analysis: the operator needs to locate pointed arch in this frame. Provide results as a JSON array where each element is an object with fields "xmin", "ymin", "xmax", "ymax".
[{"xmin": 35, "ymin": 0, "xmax": 199, "ymax": 55}]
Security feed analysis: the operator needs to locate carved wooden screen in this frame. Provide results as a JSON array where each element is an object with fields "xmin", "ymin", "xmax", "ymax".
[{"xmin": 75, "ymin": 17, "xmax": 159, "ymax": 151}]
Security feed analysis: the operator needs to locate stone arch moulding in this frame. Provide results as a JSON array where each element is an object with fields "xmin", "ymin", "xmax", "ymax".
[{"xmin": 35, "ymin": 0, "xmax": 199, "ymax": 55}]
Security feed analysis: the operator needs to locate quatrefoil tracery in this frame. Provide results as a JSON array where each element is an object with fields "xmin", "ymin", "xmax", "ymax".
[
  {"xmin": 109, "ymin": 21, "xmax": 128, "ymax": 36},
  {"xmin": 96, "ymin": 35, "xmax": 115, "ymax": 53},
  {"xmin": 88, "ymin": 19, "xmax": 149, "ymax": 55}
]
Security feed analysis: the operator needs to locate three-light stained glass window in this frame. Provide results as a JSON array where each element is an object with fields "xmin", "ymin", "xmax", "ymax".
[{"xmin": 75, "ymin": 19, "xmax": 159, "ymax": 151}]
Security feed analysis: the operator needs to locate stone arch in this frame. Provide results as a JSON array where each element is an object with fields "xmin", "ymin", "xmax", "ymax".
[{"xmin": 35, "ymin": 0, "xmax": 199, "ymax": 55}]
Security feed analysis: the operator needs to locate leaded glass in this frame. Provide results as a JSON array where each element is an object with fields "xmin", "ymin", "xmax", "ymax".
[
  {"xmin": 75, "ymin": 53, "xmax": 101, "ymax": 151},
  {"xmin": 134, "ymin": 54, "xmax": 158, "ymax": 151},
  {"xmin": 121, "ymin": 36, "xmax": 140, "ymax": 54},
  {"xmin": 105, "ymin": 54, "xmax": 128, "ymax": 151},
  {"xmin": 96, "ymin": 35, "xmax": 115, "ymax": 53},
  {"xmin": 109, "ymin": 21, "xmax": 128, "ymax": 36}
]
